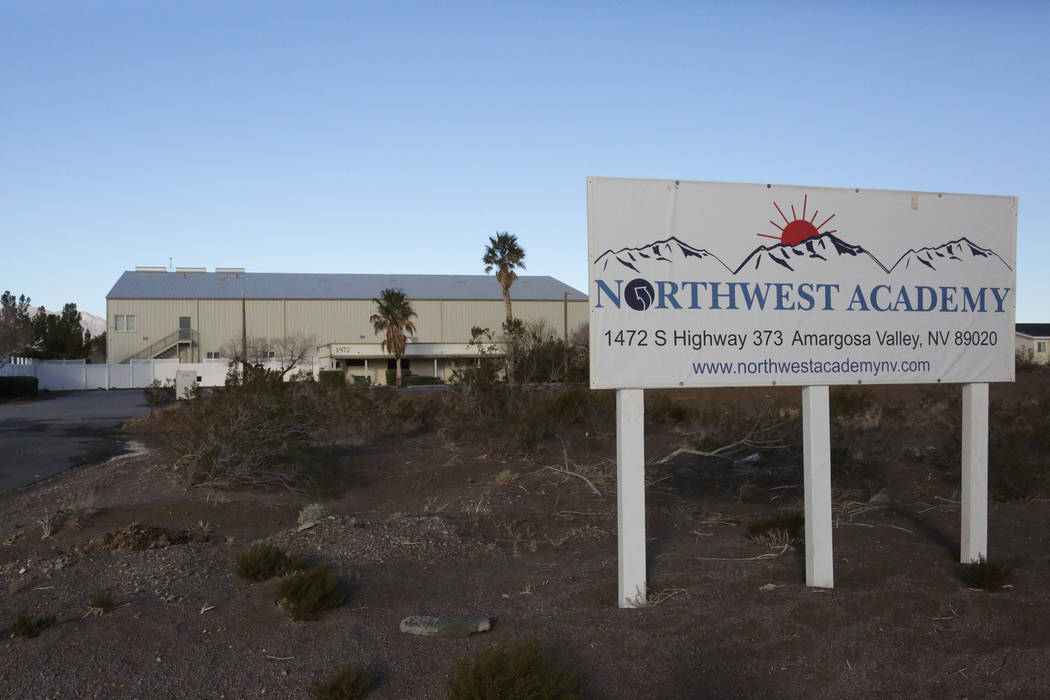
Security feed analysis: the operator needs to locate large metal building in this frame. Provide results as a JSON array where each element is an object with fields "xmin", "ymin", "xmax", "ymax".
[{"xmin": 106, "ymin": 267, "xmax": 588, "ymax": 384}]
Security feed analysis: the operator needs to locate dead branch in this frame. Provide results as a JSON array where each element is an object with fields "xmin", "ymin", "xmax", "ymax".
[
  {"xmin": 653, "ymin": 408, "xmax": 791, "ymax": 465},
  {"xmin": 539, "ymin": 440, "xmax": 603, "ymax": 497},
  {"xmin": 695, "ymin": 541, "xmax": 791, "ymax": 562}
]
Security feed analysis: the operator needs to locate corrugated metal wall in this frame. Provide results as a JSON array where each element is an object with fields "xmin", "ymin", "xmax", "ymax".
[{"xmin": 108, "ymin": 296, "xmax": 589, "ymax": 363}]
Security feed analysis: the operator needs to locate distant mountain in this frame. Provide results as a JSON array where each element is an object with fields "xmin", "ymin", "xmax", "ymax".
[
  {"xmin": 734, "ymin": 233, "xmax": 890, "ymax": 275},
  {"xmin": 889, "ymin": 237, "xmax": 1013, "ymax": 274},
  {"xmin": 80, "ymin": 311, "xmax": 106, "ymax": 337},
  {"xmin": 27, "ymin": 306, "xmax": 107, "ymax": 337},
  {"xmin": 594, "ymin": 236, "xmax": 733, "ymax": 274}
]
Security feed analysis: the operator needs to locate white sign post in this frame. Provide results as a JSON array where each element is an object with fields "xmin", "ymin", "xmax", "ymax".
[
  {"xmin": 961, "ymin": 383, "xmax": 989, "ymax": 563},
  {"xmin": 588, "ymin": 177, "xmax": 1016, "ymax": 603},
  {"xmin": 802, "ymin": 385, "xmax": 833, "ymax": 588},
  {"xmin": 616, "ymin": 389, "xmax": 647, "ymax": 607}
]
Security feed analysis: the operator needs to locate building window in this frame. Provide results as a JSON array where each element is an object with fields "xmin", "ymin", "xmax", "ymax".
[
  {"xmin": 1038, "ymin": 341, "xmax": 1047, "ymax": 353},
  {"xmin": 114, "ymin": 314, "xmax": 136, "ymax": 332},
  {"xmin": 206, "ymin": 351, "xmax": 223, "ymax": 360}
]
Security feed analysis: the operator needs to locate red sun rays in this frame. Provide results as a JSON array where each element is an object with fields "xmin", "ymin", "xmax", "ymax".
[{"xmin": 756, "ymin": 194, "xmax": 836, "ymax": 246}]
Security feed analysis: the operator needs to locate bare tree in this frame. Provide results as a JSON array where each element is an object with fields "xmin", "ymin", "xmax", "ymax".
[
  {"xmin": 569, "ymin": 321, "xmax": 589, "ymax": 350},
  {"xmin": 220, "ymin": 335, "xmax": 273, "ymax": 367},
  {"xmin": 219, "ymin": 333, "xmax": 317, "ymax": 378},
  {"xmin": 272, "ymin": 333, "xmax": 317, "ymax": 378}
]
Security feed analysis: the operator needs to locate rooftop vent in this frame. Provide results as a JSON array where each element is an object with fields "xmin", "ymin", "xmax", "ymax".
[
  {"xmin": 135, "ymin": 266, "xmax": 167, "ymax": 273},
  {"xmin": 175, "ymin": 267, "xmax": 206, "ymax": 274}
]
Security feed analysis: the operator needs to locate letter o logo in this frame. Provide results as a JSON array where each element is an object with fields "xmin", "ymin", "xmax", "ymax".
[{"xmin": 624, "ymin": 279, "xmax": 655, "ymax": 311}]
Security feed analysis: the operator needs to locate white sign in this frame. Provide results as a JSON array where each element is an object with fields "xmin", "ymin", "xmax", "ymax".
[{"xmin": 588, "ymin": 177, "xmax": 1017, "ymax": 389}]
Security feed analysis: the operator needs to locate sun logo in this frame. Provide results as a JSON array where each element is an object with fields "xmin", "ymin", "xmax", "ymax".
[{"xmin": 756, "ymin": 194, "xmax": 836, "ymax": 246}]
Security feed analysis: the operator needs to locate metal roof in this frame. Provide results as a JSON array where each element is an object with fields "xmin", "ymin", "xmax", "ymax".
[
  {"xmin": 107, "ymin": 271, "xmax": 587, "ymax": 302},
  {"xmin": 1016, "ymin": 323, "xmax": 1050, "ymax": 337}
]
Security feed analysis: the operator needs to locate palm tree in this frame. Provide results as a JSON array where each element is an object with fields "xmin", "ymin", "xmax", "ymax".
[
  {"xmin": 370, "ymin": 288, "xmax": 417, "ymax": 387},
  {"xmin": 482, "ymin": 232, "xmax": 526, "ymax": 325}
]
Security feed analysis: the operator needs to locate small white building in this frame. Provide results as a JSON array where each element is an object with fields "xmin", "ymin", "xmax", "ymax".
[
  {"xmin": 1016, "ymin": 323, "xmax": 1050, "ymax": 364},
  {"xmin": 106, "ymin": 268, "xmax": 588, "ymax": 384}
]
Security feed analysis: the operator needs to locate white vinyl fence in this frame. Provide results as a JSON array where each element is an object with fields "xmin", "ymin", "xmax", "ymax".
[{"xmin": 1, "ymin": 358, "xmax": 233, "ymax": 391}]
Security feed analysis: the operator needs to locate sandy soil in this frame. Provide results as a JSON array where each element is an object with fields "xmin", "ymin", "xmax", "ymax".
[{"xmin": 1, "ymin": 381, "xmax": 1049, "ymax": 699}]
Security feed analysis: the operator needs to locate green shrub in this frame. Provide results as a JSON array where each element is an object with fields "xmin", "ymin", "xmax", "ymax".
[
  {"xmin": 319, "ymin": 370, "xmax": 347, "ymax": 389},
  {"xmin": 11, "ymin": 614, "xmax": 56, "ymax": 638},
  {"xmin": 275, "ymin": 567, "xmax": 346, "ymax": 621},
  {"xmin": 236, "ymin": 543, "xmax": 306, "ymax": 582},
  {"xmin": 963, "ymin": 555, "xmax": 1013, "ymax": 591},
  {"xmin": 0, "ymin": 376, "xmax": 38, "ymax": 398},
  {"xmin": 403, "ymin": 374, "xmax": 443, "ymax": 386},
  {"xmin": 747, "ymin": 511, "xmax": 804, "ymax": 539},
  {"xmin": 386, "ymin": 368, "xmax": 411, "ymax": 385},
  {"xmin": 312, "ymin": 662, "xmax": 374, "ymax": 700},
  {"xmin": 446, "ymin": 640, "xmax": 581, "ymax": 700},
  {"xmin": 143, "ymin": 379, "xmax": 176, "ymax": 409}
]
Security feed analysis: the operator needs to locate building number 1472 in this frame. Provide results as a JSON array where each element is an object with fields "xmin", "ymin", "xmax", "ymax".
[{"xmin": 604, "ymin": 330, "xmax": 649, "ymax": 346}]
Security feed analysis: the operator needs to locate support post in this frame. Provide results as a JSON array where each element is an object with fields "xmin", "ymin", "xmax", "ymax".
[
  {"xmin": 616, "ymin": 388, "xmax": 646, "ymax": 607},
  {"xmin": 960, "ymin": 383, "xmax": 989, "ymax": 563},
  {"xmin": 802, "ymin": 385, "xmax": 834, "ymax": 588}
]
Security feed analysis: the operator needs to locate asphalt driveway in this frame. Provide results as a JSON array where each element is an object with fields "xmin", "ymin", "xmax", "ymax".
[{"xmin": 0, "ymin": 390, "xmax": 151, "ymax": 492}]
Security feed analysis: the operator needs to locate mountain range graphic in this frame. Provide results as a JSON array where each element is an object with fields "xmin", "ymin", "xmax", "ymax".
[{"xmin": 595, "ymin": 234, "xmax": 1012, "ymax": 277}]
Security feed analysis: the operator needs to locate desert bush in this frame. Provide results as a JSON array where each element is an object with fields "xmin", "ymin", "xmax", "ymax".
[
  {"xmin": 37, "ymin": 509, "xmax": 62, "ymax": 539},
  {"xmin": 548, "ymin": 387, "xmax": 614, "ymax": 433},
  {"xmin": 298, "ymin": 503, "xmax": 327, "ymax": 529},
  {"xmin": 1015, "ymin": 351, "xmax": 1043, "ymax": 373},
  {"xmin": 224, "ymin": 363, "xmax": 287, "ymax": 390},
  {"xmin": 0, "ymin": 375, "xmax": 38, "ymax": 398},
  {"xmin": 11, "ymin": 614, "xmax": 56, "ymax": 638},
  {"xmin": 274, "ymin": 567, "xmax": 346, "ymax": 621},
  {"xmin": 829, "ymin": 386, "xmax": 874, "ymax": 418},
  {"xmin": 443, "ymin": 359, "xmax": 615, "ymax": 451},
  {"xmin": 963, "ymin": 555, "xmax": 1013, "ymax": 591},
  {"xmin": 166, "ymin": 382, "xmax": 320, "ymax": 488},
  {"xmin": 747, "ymin": 511, "xmax": 804, "ymax": 539},
  {"xmin": 989, "ymin": 395, "xmax": 1050, "ymax": 501},
  {"xmin": 506, "ymin": 320, "xmax": 588, "ymax": 385},
  {"xmin": 441, "ymin": 383, "xmax": 612, "ymax": 452},
  {"xmin": 87, "ymin": 588, "xmax": 115, "ymax": 616},
  {"xmin": 143, "ymin": 379, "xmax": 176, "ymax": 409},
  {"xmin": 312, "ymin": 662, "xmax": 374, "ymax": 700},
  {"xmin": 446, "ymin": 640, "xmax": 581, "ymax": 700},
  {"xmin": 645, "ymin": 393, "xmax": 696, "ymax": 426},
  {"xmin": 236, "ymin": 543, "xmax": 306, "ymax": 582},
  {"xmin": 59, "ymin": 492, "xmax": 99, "ymax": 529}
]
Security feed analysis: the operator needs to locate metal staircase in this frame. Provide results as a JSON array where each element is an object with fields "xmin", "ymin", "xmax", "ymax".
[{"xmin": 128, "ymin": 328, "xmax": 198, "ymax": 361}]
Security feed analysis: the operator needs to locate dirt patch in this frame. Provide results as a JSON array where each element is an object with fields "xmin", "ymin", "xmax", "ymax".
[
  {"xmin": 1, "ymin": 378, "xmax": 1049, "ymax": 698},
  {"xmin": 79, "ymin": 522, "xmax": 205, "ymax": 554}
]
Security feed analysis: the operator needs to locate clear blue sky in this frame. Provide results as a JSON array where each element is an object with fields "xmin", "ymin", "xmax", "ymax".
[{"xmin": 2, "ymin": 1, "xmax": 1047, "ymax": 321}]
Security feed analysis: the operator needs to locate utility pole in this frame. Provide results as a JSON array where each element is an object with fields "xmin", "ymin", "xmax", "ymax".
[
  {"xmin": 563, "ymin": 291, "xmax": 569, "ymax": 380},
  {"xmin": 241, "ymin": 293, "xmax": 247, "ymax": 376}
]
